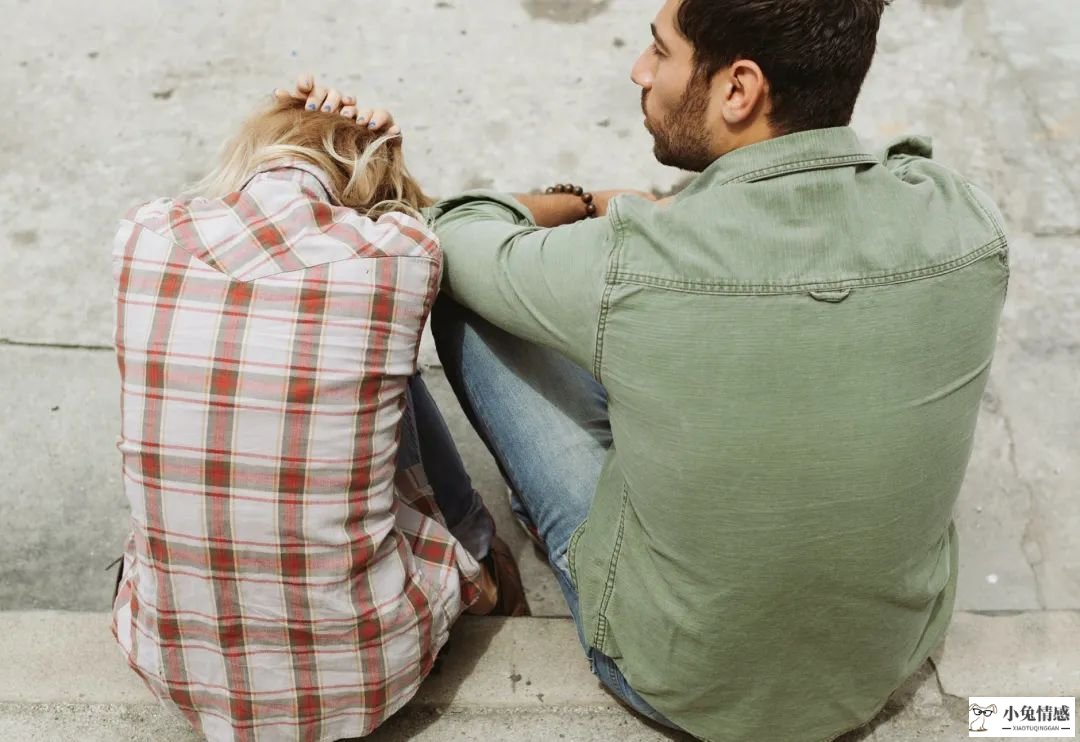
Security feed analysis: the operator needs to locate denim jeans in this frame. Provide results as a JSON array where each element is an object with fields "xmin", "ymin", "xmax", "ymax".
[
  {"xmin": 398, "ymin": 372, "xmax": 495, "ymax": 561},
  {"xmin": 429, "ymin": 296, "xmax": 677, "ymax": 729}
]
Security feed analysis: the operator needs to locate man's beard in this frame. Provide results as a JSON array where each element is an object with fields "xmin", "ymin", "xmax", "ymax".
[{"xmin": 643, "ymin": 75, "xmax": 715, "ymax": 173}]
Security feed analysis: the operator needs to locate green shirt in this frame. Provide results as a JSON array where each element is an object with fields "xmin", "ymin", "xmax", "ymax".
[{"xmin": 431, "ymin": 127, "xmax": 1008, "ymax": 742}]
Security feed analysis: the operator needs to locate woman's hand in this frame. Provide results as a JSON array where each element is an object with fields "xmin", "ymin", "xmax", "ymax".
[{"xmin": 273, "ymin": 74, "xmax": 401, "ymax": 136}]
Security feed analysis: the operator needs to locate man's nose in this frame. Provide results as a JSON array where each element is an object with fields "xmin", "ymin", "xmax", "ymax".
[{"xmin": 631, "ymin": 52, "xmax": 654, "ymax": 89}]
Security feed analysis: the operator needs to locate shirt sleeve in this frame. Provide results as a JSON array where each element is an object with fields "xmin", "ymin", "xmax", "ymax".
[{"xmin": 430, "ymin": 190, "xmax": 618, "ymax": 374}]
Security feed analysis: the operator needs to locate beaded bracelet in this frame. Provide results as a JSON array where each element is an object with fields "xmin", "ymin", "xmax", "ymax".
[{"xmin": 545, "ymin": 183, "xmax": 598, "ymax": 217}]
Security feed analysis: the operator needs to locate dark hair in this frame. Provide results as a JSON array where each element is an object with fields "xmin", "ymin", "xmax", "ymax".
[{"xmin": 675, "ymin": 0, "xmax": 890, "ymax": 135}]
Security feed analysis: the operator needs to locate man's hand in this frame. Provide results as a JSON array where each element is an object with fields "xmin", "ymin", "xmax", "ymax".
[{"xmin": 273, "ymin": 74, "xmax": 401, "ymax": 136}]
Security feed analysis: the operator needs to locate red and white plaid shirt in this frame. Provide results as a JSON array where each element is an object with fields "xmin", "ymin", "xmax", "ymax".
[{"xmin": 111, "ymin": 160, "xmax": 482, "ymax": 742}]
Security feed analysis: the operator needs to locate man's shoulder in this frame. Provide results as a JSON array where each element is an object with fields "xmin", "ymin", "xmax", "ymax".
[
  {"xmin": 605, "ymin": 138, "xmax": 1007, "ymax": 290},
  {"xmin": 881, "ymin": 135, "xmax": 1006, "ymax": 231},
  {"xmin": 878, "ymin": 135, "xmax": 1007, "ymax": 250}
]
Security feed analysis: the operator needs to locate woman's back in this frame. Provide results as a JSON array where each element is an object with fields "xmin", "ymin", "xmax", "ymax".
[{"xmin": 111, "ymin": 105, "xmax": 482, "ymax": 742}]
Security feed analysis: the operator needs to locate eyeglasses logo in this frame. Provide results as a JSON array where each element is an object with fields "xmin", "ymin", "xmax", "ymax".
[
  {"xmin": 971, "ymin": 704, "xmax": 998, "ymax": 733},
  {"xmin": 967, "ymin": 697, "xmax": 1074, "ymax": 737}
]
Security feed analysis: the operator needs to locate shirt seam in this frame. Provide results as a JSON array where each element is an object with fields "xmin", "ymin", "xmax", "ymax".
[
  {"xmin": 567, "ymin": 518, "xmax": 587, "ymax": 589},
  {"xmin": 247, "ymin": 160, "xmax": 340, "ymax": 205},
  {"xmin": 608, "ymin": 236, "xmax": 1006, "ymax": 295},
  {"xmin": 590, "ymin": 483, "xmax": 630, "ymax": 650},
  {"xmin": 718, "ymin": 153, "xmax": 878, "ymax": 186},
  {"xmin": 593, "ymin": 203, "xmax": 627, "ymax": 382},
  {"xmin": 963, "ymin": 181, "xmax": 1007, "ymax": 242},
  {"xmin": 125, "ymin": 217, "xmax": 441, "ymax": 281}
]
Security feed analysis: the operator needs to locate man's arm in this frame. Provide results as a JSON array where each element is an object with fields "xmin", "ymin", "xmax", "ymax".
[
  {"xmin": 271, "ymin": 77, "xmax": 652, "ymax": 370},
  {"xmin": 511, "ymin": 192, "xmax": 591, "ymax": 227},
  {"xmin": 512, "ymin": 188, "xmax": 656, "ymax": 227},
  {"xmin": 431, "ymin": 191, "xmax": 626, "ymax": 373}
]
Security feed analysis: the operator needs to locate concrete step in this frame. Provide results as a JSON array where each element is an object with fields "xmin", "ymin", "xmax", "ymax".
[
  {"xmin": 1, "ymin": 611, "xmax": 1077, "ymax": 741},
  {"xmin": 1, "ymin": 612, "xmax": 673, "ymax": 741},
  {"xmin": 0, "ymin": 704, "xmax": 682, "ymax": 742}
]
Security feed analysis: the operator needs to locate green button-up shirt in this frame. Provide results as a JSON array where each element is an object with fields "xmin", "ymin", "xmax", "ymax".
[{"xmin": 431, "ymin": 127, "xmax": 1008, "ymax": 742}]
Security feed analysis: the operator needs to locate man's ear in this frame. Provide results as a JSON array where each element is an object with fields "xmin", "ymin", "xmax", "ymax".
[
  {"xmin": 720, "ymin": 59, "xmax": 768, "ymax": 125},
  {"xmin": 989, "ymin": 704, "xmax": 997, "ymax": 713}
]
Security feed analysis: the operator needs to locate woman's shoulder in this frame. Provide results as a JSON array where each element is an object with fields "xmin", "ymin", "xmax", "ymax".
[
  {"xmin": 114, "ymin": 173, "xmax": 441, "ymax": 283},
  {"xmin": 348, "ymin": 210, "xmax": 440, "ymax": 262}
]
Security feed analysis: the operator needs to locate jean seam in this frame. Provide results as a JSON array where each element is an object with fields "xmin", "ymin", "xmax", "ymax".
[
  {"xmin": 595, "ymin": 653, "xmax": 667, "ymax": 726},
  {"xmin": 599, "ymin": 656, "xmax": 617, "ymax": 693}
]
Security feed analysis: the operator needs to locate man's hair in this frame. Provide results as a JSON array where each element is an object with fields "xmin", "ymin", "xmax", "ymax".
[{"xmin": 676, "ymin": 0, "xmax": 890, "ymax": 135}]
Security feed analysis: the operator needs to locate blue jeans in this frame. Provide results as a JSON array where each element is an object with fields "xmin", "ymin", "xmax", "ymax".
[
  {"xmin": 398, "ymin": 372, "xmax": 495, "ymax": 561},
  {"xmin": 429, "ymin": 296, "xmax": 677, "ymax": 729}
]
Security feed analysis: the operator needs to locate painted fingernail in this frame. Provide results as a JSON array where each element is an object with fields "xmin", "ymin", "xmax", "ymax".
[
  {"xmin": 306, "ymin": 103, "xmax": 316, "ymax": 110},
  {"xmin": 368, "ymin": 122, "xmax": 378, "ymax": 129},
  {"xmin": 322, "ymin": 105, "xmax": 332, "ymax": 112},
  {"xmin": 356, "ymin": 117, "xmax": 366, "ymax": 124}
]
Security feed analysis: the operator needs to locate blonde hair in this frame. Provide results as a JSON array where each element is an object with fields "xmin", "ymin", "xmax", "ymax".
[{"xmin": 186, "ymin": 97, "xmax": 433, "ymax": 220}]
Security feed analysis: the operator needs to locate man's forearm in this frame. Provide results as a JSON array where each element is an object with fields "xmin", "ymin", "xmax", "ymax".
[
  {"xmin": 513, "ymin": 188, "xmax": 655, "ymax": 226},
  {"xmin": 511, "ymin": 193, "xmax": 591, "ymax": 228}
]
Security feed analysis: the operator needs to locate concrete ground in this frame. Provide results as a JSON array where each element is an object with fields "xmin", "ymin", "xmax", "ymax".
[{"xmin": 2, "ymin": 0, "xmax": 1078, "ymax": 740}]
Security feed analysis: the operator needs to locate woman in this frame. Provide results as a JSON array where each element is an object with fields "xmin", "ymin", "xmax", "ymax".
[{"xmin": 111, "ymin": 91, "xmax": 527, "ymax": 742}]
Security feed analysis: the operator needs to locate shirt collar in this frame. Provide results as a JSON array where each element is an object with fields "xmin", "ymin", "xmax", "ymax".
[
  {"xmin": 692, "ymin": 126, "xmax": 877, "ymax": 191},
  {"xmin": 245, "ymin": 158, "xmax": 343, "ymax": 205}
]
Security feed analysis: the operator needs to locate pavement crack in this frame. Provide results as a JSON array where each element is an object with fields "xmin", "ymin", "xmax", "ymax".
[
  {"xmin": 990, "ymin": 383, "xmax": 1046, "ymax": 609},
  {"xmin": 926, "ymin": 656, "xmax": 966, "ymax": 707},
  {"xmin": 973, "ymin": 0, "xmax": 1080, "ymax": 208},
  {"xmin": 0, "ymin": 338, "xmax": 113, "ymax": 352},
  {"xmin": 1033, "ymin": 227, "xmax": 1080, "ymax": 238}
]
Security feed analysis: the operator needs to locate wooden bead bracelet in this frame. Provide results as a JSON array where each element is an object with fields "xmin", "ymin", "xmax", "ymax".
[{"xmin": 545, "ymin": 183, "xmax": 597, "ymax": 217}]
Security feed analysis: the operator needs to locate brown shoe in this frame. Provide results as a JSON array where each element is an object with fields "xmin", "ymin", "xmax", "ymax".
[{"xmin": 481, "ymin": 535, "xmax": 531, "ymax": 616}]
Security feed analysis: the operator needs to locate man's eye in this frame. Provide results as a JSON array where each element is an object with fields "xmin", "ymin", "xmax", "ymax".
[{"xmin": 651, "ymin": 43, "xmax": 664, "ymax": 57}]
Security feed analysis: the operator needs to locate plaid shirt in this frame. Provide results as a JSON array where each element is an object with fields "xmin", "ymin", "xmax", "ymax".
[{"xmin": 110, "ymin": 160, "xmax": 482, "ymax": 742}]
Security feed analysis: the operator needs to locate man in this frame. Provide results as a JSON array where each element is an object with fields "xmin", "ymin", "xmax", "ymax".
[{"xmin": 299, "ymin": 0, "xmax": 1008, "ymax": 738}]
